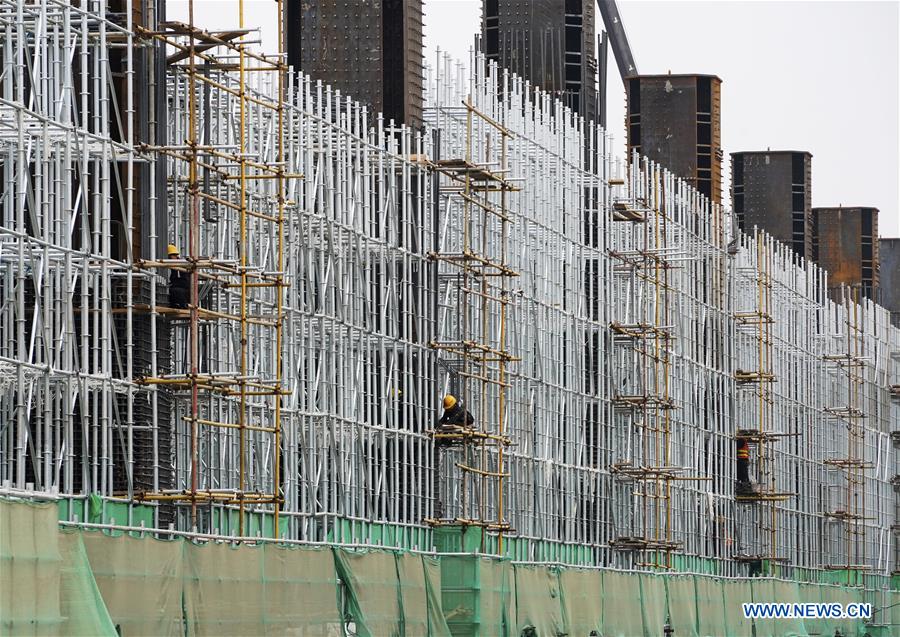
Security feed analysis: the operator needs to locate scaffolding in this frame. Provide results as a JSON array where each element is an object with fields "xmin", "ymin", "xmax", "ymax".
[
  {"xmin": 1, "ymin": 4, "xmax": 899, "ymax": 581},
  {"xmin": 732, "ymin": 231, "xmax": 794, "ymax": 570},
  {"xmin": 822, "ymin": 286, "xmax": 874, "ymax": 573},
  {"xmin": 427, "ymin": 96, "xmax": 518, "ymax": 550},
  {"xmin": 131, "ymin": 2, "xmax": 290, "ymax": 535},
  {"xmin": 607, "ymin": 160, "xmax": 682, "ymax": 567}
]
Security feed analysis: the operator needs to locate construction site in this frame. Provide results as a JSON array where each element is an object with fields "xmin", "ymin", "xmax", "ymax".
[{"xmin": 1, "ymin": 0, "xmax": 899, "ymax": 635}]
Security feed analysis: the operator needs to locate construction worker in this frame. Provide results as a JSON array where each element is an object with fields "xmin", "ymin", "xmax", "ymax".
[
  {"xmin": 437, "ymin": 394, "xmax": 474, "ymax": 432},
  {"xmin": 736, "ymin": 439, "xmax": 755, "ymax": 496},
  {"xmin": 167, "ymin": 244, "xmax": 189, "ymax": 309}
]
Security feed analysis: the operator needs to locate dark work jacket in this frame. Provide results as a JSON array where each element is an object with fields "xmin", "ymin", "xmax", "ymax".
[
  {"xmin": 170, "ymin": 268, "xmax": 188, "ymax": 293},
  {"xmin": 439, "ymin": 403, "xmax": 474, "ymax": 426}
]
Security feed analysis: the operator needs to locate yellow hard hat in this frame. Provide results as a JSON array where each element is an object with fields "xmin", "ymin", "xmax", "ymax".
[
  {"xmin": 167, "ymin": 244, "xmax": 180, "ymax": 257},
  {"xmin": 443, "ymin": 395, "xmax": 457, "ymax": 410}
]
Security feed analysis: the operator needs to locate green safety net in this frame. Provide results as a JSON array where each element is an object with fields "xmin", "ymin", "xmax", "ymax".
[
  {"xmin": 720, "ymin": 578, "xmax": 754, "ymax": 637},
  {"xmin": 0, "ymin": 499, "xmax": 63, "ymax": 635},
  {"xmin": 639, "ymin": 573, "xmax": 668, "ymax": 636},
  {"xmin": 665, "ymin": 575, "xmax": 698, "ymax": 637},
  {"xmin": 262, "ymin": 544, "xmax": 342, "ymax": 636},
  {"xmin": 396, "ymin": 552, "xmax": 432, "ymax": 636},
  {"xmin": 511, "ymin": 564, "xmax": 564, "ymax": 636},
  {"xmin": 797, "ymin": 582, "xmax": 826, "ymax": 637},
  {"xmin": 889, "ymin": 590, "xmax": 900, "ymax": 632},
  {"xmin": 751, "ymin": 578, "xmax": 806, "ymax": 637},
  {"xmin": 772, "ymin": 579, "xmax": 807, "ymax": 637},
  {"xmin": 56, "ymin": 532, "xmax": 117, "ymax": 636},
  {"xmin": 440, "ymin": 556, "xmax": 512, "ymax": 636},
  {"xmin": 422, "ymin": 556, "xmax": 453, "ymax": 637},
  {"xmin": 557, "ymin": 567, "xmax": 602, "ymax": 635},
  {"xmin": 4, "ymin": 497, "xmax": 891, "ymax": 637},
  {"xmin": 83, "ymin": 531, "xmax": 344, "ymax": 637},
  {"xmin": 0, "ymin": 499, "xmax": 115, "ymax": 637},
  {"xmin": 601, "ymin": 569, "xmax": 644, "ymax": 637},
  {"xmin": 819, "ymin": 582, "xmax": 863, "ymax": 637},
  {"xmin": 696, "ymin": 575, "xmax": 729, "ymax": 637},
  {"xmin": 474, "ymin": 557, "xmax": 512, "ymax": 636},
  {"xmin": 82, "ymin": 532, "xmax": 184, "ymax": 636},
  {"xmin": 333, "ymin": 548, "xmax": 402, "ymax": 636},
  {"xmin": 184, "ymin": 540, "xmax": 266, "ymax": 636}
]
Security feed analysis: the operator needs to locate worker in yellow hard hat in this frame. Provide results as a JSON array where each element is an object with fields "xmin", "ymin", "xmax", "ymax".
[
  {"xmin": 437, "ymin": 394, "xmax": 474, "ymax": 433},
  {"xmin": 167, "ymin": 244, "xmax": 189, "ymax": 309},
  {"xmin": 735, "ymin": 439, "xmax": 760, "ymax": 496}
]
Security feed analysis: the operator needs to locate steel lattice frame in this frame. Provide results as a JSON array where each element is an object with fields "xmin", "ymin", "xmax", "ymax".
[{"xmin": 0, "ymin": 4, "xmax": 898, "ymax": 580}]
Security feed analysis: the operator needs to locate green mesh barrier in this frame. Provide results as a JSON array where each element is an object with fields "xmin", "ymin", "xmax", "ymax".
[
  {"xmin": 797, "ymin": 583, "xmax": 825, "ymax": 637},
  {"xmin": 422, "ymin": 556, "xmax": 452, "ymax": 637},
  {"xmin": 511, "ymin": 564, "xmax": 565, "ymax": 636},
  {"xmin": 671, "ymin": 554, "xmax": 721, "ymax": 575},
  {"xmin": 262, "ymin": 544, "xmax": 343, "ymax": 635},
  {"xmin": 1, "ymin": 499, "xmax": 63, "ymax": 635},
  {"xmin": 695, "ymin": 576, "xmax": 728, "ymax": 637},
  {"xmin": 475, "ymin": 558, "xmax": 512, "ymax": 636},
  {"xmin": 601, "ymin": 570, "xmax": 644, "ymax": 637},
  {"xmin": 750, "ymin": 579, "xmax": 780, "ymax": 637},
  {"xmin": 333, "ymin": 548, "xmax": 402, "ymax": 636},
  {"xmin": 82, "ymin": 532, "xmax": 184, "ymax": 636},
  {"xmin": 396, "ymin": 552, "xmax": 431, "ymax": 635},
  {"xmin": 56, "ymin": 532, "xmax": 117, "ymax": 636},
  {"xmin": 890, "ymin": 590, "xmax": 900, "ymax": 632},
  {"xmin": 665, "ymin": 575, "xmax": 698, "ymax": 637},
  {"xmin": 440, "ymin": 556, "xmax": 512, "ymax": 636},
  {"xmin": 557, "ymin": 568, "xmax": 602, "ymax": 635},
  {"xmin": 819, "ymin": 583, "xmax": 863, "ymax": 637},
  {"xmin": 87, "ymin": 494, "xmax": 103, "ymax": 524},
  {"xmin": 720, "ymin": 579, "xmax": 754, "ymax": 637},
  {"xmin": 8, "ymin": 496, "xmax": 900, "ymax": 637},
  {"xmin": 772, "ymin": 579, "xmax": 808, "ymax": 637},
  {"xmin": 57, "ymin": 497, "xmax": 84, "ymax": 523},
  {"xmin": 639, "ymin": 573, "xmax": 668, "ymax": 636},
  {"xmin": 328, "ymin": 518, "xmax": 430, "ymax": 551},
  {"xmin": 84, "ymin": 529, "xmax": 342, "ymax": 636},
  {"xmin": 183, "ymin": 541, "xmax": 265, "ymax": 636}
]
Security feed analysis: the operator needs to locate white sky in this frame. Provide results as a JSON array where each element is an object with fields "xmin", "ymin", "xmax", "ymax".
[{"xmin": 170, "ymin": 0, "xmax": 900, "ymax": 237}]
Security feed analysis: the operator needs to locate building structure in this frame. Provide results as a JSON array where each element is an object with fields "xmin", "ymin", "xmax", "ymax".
[
  {"xmin": 880, "ymin": 238, "xmax": 900, "ymax": 327},
  {"xmin": 483, "ymin": 0, "xmax": 599, "ymax": 123},
  {"xmin": 812, "ymin": 206, "xmax": 880, "ymax": 300},
  {"xmin": 731, "ymin": 150, "xmax": 813, "ymax": 261},
  {"xmin": 287, "ymin": 0, "xmax": 424, "ymax": 128},
  {"xmin": 626, "ymin": 74, "xmax": 722, "ymax": 203}
]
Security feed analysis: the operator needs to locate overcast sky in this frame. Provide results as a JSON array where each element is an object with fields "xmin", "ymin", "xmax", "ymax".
[{"xmin": 171, "ymin": 0, "xmax": 900, "ymax": 237}]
